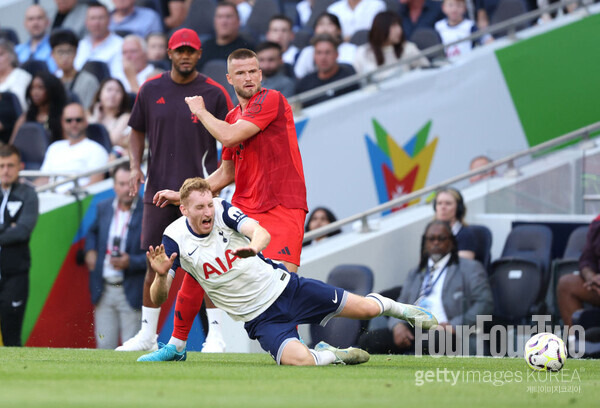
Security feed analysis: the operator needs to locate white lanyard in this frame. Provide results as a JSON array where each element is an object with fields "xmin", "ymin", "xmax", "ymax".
[{"xmin": 0, "ymin": 187, "xmax": 11, "ymax": 225}]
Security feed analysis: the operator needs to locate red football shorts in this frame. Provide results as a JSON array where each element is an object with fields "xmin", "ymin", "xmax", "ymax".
[{"xmin": 244, "ymin": 205, "xmax": 306, "ymax": 266}]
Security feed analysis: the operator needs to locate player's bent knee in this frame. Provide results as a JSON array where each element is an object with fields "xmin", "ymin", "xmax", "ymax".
[{"xmin": 279, "ymin": 340, "xmax": 315, "ymax": 366}]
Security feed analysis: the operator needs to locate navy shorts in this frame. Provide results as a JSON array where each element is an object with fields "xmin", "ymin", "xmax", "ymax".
[{"xmin": 244, "ymin": 272, "xmax": 347, "ymax": 364}]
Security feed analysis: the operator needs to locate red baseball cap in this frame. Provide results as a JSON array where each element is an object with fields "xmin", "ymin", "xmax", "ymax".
[{"xmin": 168, "ymin": 28, "xmax": 201, "ymax": 50}]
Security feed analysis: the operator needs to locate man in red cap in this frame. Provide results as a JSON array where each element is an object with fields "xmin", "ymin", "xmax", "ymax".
[{"xmin": 118, "ymin": 28, "xmax": 233, "ymax": 352}]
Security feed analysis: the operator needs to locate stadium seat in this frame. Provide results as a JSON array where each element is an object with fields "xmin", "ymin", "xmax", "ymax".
[
  {"xmin": 489, "ymin": 224, "xmax": 553, "ymax": 323},
  {"xmin": 243, "ymin": 0, "xmax": 280, "ymax": 42},
  {"xmin": 309, "ymin": 264, "xmax": 374, "ymax": 348},
  {"xmin": 201, "ymin": 59, "xmax": 237, "ymax": 104},
  {"xmin": 469, "ymin": 224, "xmax": 493, "ymax": 273},
  {"xmin": 177, "ymin": 0, "xmax": 216, "ymax": 42},
  {"xmin": 409, "ymin": 28, "xmax": 445, "ymax": 63},
  {"xmin": 21, "ymin": 59, "xmax": 49, "ymax": 76},
  {"xmin": 81, "ymin": 61, "xmax": 111, "ymax": 83},
  {"xmin": 292, "ymin": 29, "xmax": 312, "ymax": 51},
  {"xmin": 1, "ymin": 91, "xmax": 22, "ymax": 118},
  {"xmin": 490, "ymin": 0, "xmax": 529, "ymax": 38},
  {"xmin": 349, "ymin": 29, "xmax": 369, "ymax": 46},
  {"xmin": 12, "ymin": 122, "xmax": 50, "ymax": 170},
  {"xmin": 86, "ymin": 123, "xmax": 113, "ymax": 153}
]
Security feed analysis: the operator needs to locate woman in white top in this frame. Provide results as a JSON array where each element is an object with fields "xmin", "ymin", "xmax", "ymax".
[
  {"xmin": 0, "ymin": 39, "xmax": 32, "ymax": 111},
  {"xmin": 87, "ymin": 78, "xmax": 131, "ymax": 152},
  {"xmin": 353, "ymin": 11, "xmax": 430, "ymax": 80}
]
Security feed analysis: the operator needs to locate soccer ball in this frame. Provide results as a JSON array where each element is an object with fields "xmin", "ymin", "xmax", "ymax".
[{"xmin": 524, "ymin": 332, "xmax": 567, "ymax": 372}]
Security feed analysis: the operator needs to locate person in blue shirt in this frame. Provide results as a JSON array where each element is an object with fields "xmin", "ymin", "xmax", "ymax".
[{"xmin": 15, "ymin": 5, "xmax": 57, "ymax": 73}]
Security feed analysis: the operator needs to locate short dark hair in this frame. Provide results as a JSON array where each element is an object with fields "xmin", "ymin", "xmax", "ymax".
[
  {"xmin": 269, "ymin": 14, "xmax": 293, "ymax": 29},
  {"xmin": 87, "ymin": 1, "xmax": 108, "ymax": 11},
  {"xmin": 256, "ymin": 41, "xmax": 282, "ymax": 54},
  {"xmin": 50, "ymin": 29, "xmax": 79, "ymax": 49},
  {"xmin": 0, "ymin": 144, "xmax": 21, "ymax": 160},
  {"xmin": 216, "ymin": 1, "xmax": 239, "ymax": 19},
  {"xmin": 314, "ymin": 12, "xmax": 341, "ymax": 31},
  {"xmin": 227, "ymin": 48, "xmax": 258, "ymax": 69},
  {"xmin": 310, "ymin": 33, "xmax": 339, "ymax": 48},
  {"xmin": 112, "ymin": 162, "xmax": 130, "ymax": 179}
]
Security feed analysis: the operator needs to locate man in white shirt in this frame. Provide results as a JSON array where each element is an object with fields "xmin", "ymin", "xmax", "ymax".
[
  {"xmin": 136, "ymin": 177, "xmax": 437, "ymax": 364},
  {"xmin": 74, "ymin": 1, "xmax": 124, "ymax": 78},
  {"xmin": 327, "ymin": 0, "xmax": 386, "ymax": 42},
  {"xmin": 37, "ymin": 102, "xmax": 109, "ymax": 192},
  {"xmin": 116, "ymin": 35, "xmax": 162, "ymax": 93}
]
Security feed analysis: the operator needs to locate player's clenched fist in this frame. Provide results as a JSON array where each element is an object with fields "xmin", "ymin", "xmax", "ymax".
[{"xmin": 185, "ymin": 95, "xmax": 206, "ymax": 116}]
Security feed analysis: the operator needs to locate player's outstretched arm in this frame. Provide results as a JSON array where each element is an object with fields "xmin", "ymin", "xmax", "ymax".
[
  {"xmin": 185, "ymin": 96, "xmax": 260, "ymax": 147},
  {"xmin": 233, "ymin": 220, "xmax": 271, "ymax": 258},
  {"xmin": 148, "ymin": 244, "xmax": 176, "ymax": 305}
]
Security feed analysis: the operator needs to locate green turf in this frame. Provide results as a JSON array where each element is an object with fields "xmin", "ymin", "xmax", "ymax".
[{"xmin": 0, "ymin": 348, "xmax": 597, "ymax": 408}]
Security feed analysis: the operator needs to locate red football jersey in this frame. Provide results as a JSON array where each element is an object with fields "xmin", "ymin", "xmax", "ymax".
[{"xmin": 222, "ymin": 89, "xmax": 307, "ymax": 213}]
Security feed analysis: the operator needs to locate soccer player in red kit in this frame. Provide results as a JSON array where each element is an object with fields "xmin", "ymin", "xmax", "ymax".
[{"xmin": 152, "ymin": 48, "xmax": 308, "ymax": 357}]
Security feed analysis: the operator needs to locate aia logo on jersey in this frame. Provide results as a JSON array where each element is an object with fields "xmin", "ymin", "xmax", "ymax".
[
  {"xmin": 203, "ymin": 249, "xmax": 239, "ymax": 279},
  {"xmin": 191, "ymin": 113, "xmax": 199, "ymax": 123}
]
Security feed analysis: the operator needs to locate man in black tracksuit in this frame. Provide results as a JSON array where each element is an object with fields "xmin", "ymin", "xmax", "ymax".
[{"xmin": 0, "ymin": 145, "xmax": 39, "ymax": 346}]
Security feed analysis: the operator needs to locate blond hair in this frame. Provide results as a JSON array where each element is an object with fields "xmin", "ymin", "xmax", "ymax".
[{"xmin": 179, "ymin": 177, "xmax": 212, "ymax": 203}]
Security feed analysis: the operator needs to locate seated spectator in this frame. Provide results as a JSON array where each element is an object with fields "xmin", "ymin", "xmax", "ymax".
[
  {"xmin": 295, "ymin": 34, "xmax": 360, "ymax": 108},
  {"xmin": 232, "ymin": 0, "xmax": 253, "ymax": 27},
  {"xmin": 37, "ymin": 102, "xmax": 109, "ymax": 192},
  {"xmin": 10, "ymin": 71, "xmax": 67, "ymax": 144},
  {"xmin": 353, "ymin": 11, "xmax": 429, "ymax": 80},
  {"xmin": 266, "ymin": 15, "xmax": 299, "ymax": 66},
  {"xmin": 87, "ymin": 78, "xmax": 131, "ymax": 151},
  {"xmin": 161, "ymin": 0, "xmax": 190, "ymax": 31},
  {"xmin": 358, "ymin": 220, "xmax": 493, "ymax": 354},
  {"xmin": 433, "ymin": 187, "xmax": 476, "ymax": 259},
  {"xmin": 84, "ymin": 163, "xmax": 145, "ymax": 349},
  {"xmin": 294, "ymin": 12, "xmax": 357, "ymax": 79},
  {"xmin": 256, "ymin": 42, "xmax": 296, "ymax": 98},
  {"xmin": 50, "ymin": 29, "xmax": 100, "ymax": 110},
  {"xmin": 0, "ymin": 39, "xmax": 32, "ymax": 111},
  {"xmin": 0, "ymin": 92, "xmax": 20, "ymax": 144},
  {"xmin": 196, "ymin": 2, "xmax": 255, "ymax": 72},
  {"xmin": 116, "ymin": 35, "xmax": 163, "ymax": 93},
  {"xmin": 52, "ymin": 0, "xmax": 88, "ymax": 39},
  {"xmin": 109, "ymin": 0, "xmax": 163, "ymax": 38},
  {"xmin": 557, "ymin": 216, "xmax": 600, "ymax": 326},
  {"xmin": 435, "ymin": 0, "xmax": 491, "ymax": 60},
  {"xmin": 327, "ymin": 0, "xmax": 386, "ymax": 42},
  {"xmin": 296, "ymin": 0, "xmax": 314, "ymax": 30},
  {"xmin": 303, "ymin": 206, "xmax": 342, "ymax": 246},
  {"xmin": 15, "ymin": 5, "xmax": 58, "ymax": 73},
  {"xmin": 469, "ymin": 154, "xmax": 497, "ymax": 183},
  {"xmin": 399, "ymin": 0, "xmax": 445, "ymax": 39},
  {"xmin": 74, "ymin": 1, "xmax": 124, "ymax": 78},
  {"xmin": 146, "ymin": 32, "xmax": 170, "ymax": 70}
]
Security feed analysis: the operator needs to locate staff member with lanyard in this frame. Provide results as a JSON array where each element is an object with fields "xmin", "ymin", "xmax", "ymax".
[{"xmin": 358, "ymin": 220, "xmax": 493, "ymax": 354}]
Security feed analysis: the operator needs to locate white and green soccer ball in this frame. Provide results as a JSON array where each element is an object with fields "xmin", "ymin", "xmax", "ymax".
[{"xmin": 524, "ymin": 332, "xmax": 567, "ymax": 372}]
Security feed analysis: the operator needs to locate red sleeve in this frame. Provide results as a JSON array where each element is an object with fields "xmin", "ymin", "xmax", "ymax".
[
  {"xmin": 222, "ymin": 146, "xmax": 233, "ymax": 160},
  {"xmin": 240, "ymin": 90, "xmax": 278, "ymax": 131}
]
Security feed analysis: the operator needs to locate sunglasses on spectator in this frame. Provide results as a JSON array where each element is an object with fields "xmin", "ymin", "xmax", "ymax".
[
  {"xmin": 64, "ymin": 117, "xmax": 84, "ymax": 123},
  {"xmin": 425, "ymin": 235, "xmax": 450, "ymax": 242}
]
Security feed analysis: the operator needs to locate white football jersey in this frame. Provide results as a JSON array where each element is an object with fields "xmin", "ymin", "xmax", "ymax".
[
  {"xmin": 434, "ymin": 18, "xmax": 477, "ymax": 59},
  {"xmin": 163, "ymin": 198, "xmax": 290, "ymax": 322}
]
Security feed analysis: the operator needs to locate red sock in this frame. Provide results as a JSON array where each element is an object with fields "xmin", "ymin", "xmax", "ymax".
[{"xmin": 172, "ymin": 273, "xmax": 205, "ymax": 341}]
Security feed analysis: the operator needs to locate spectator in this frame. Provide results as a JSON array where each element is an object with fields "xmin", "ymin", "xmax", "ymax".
[
  {"xmin": 109, "ymin": 0, "xmax": 163, "ymax": 39},
  {"xmin": 295, "ymin": 0, "xmax": 314, "ymax": 29},
  {"xmin": 0, "ymin": 40, "xmax": 32, "ymax": 111},
  {"xmin": 295, "ymin": 34, "xmax": 360, "ymax": 108},
  {"xmin": 84, "ymin": 163, "xmax": 145, "ymax": 349},
  {"xmin": 0, "ymin": 92, "xmax": 20, "ymax": 144},
  {"xmin": 256, "ymin": 42, "xmax": 296, "ymax": 98},
  {"xmin": 353, "ymin": 11, "xmax": 429, "ymax": 80},
  {"xmin": 294, "ymin": 12, "xmax": 357, "ymax": 80},
  {"xmin": 196, "ymin": 2, "xmax": 255, "ymax": 72},
  {"xmin": 265, "ymin": 15, "xmax": 299, "ymax": 66},
  {"xmin": 398, "ymin": 0, "xmax": 445, "ymax": 39},
  {"xmin": 433, "ymin": 187, "xmax": 476, "ymax": 259},
  {"xmin": 0, "ymin": 145, "xmax": 39, "ymax": 347},
  {"xmin": 15, "ymin": 5, "xmax": 58, "ymax": 73},
  {"xmin": 557, "ymin": 217, "xmax": 600, "ymax": 326},
  {"xmin": 358, "ymin": 220, "xmax": 493, "ymax": 354},
  {"xmin": 52, "ymin": 0, "xmax": 88, "ymax": 39},
  {"xmin": 231, "ymin": 0, "xmax": 253, "ymax": 27},
  {"xmin": 50, "ymin": 29, "xmax": 100, "ymax": 110},
  {"xmin": 160, "ymin": 0, "xmax": 189, "ymax": 31},
  {"xmin": 435, "ymin": 0, "xmax": 491, "ymax": 60},
  {"xmin": 74, "ymin": 1, "xmax": 124, "ymax": 78},
  {"xmin": 10, "ymin": 71, "xmax": 67, "ymax": 144},
  {"xmin": 469, "ymin": 155, "xmax": 496, "ymax": 183},
  {"xmin": 116, "ymin": 35, "xmax": 162, "ymax": 93},
  {"xmin": 303, "ymin": 206, "xmax": 342, "ymax": 246},
  {"xmin": 87, "ymin": 78, "xmax": 131, "ymax": 151},
  {"xmin": 37, "ymin": 102, "xmax": 109, "ymax": 192},
  {"xmin": 146, "ymin": 32, "xmax": 169, "ymax": 70},
  {"xmin": 327, "ymin": 0, "xmax": 386, "ymax": 42}
]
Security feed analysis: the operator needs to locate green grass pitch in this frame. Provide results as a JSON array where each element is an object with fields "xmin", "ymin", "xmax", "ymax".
[{"xmin": 0, "ymin": 348, "xmax": 597, "ymax": 408}]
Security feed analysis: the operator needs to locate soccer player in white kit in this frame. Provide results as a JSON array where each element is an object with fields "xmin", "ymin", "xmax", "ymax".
[{"xmin": 138, "ymin": 178, "xmax": 438, "ymax": 365}]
